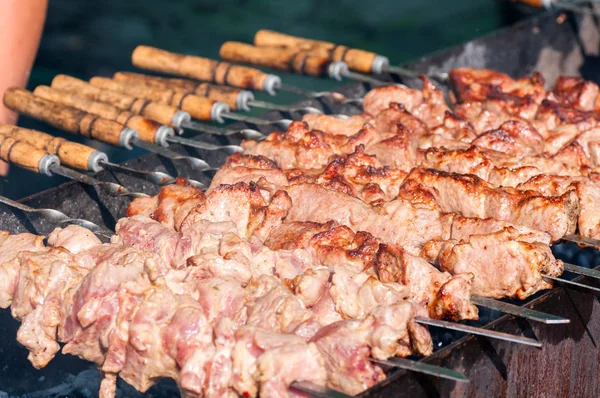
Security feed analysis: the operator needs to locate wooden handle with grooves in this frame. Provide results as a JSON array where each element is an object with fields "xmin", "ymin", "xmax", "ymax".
[
  {"xmin": 253, "ymin": 30, "xmax": 381, "ymax": 74},
  {"xmin": 90, "ymin": 77, "xmax": 216, "ymax": 121},
  {"xmin": 0, "ymin": 124, "xmax": 99, "ymax": 171},
  {"xmin": 33, "ymin": 85, "xmax": 160, "ymax": 144},
  {"xmin": 506, "ymin": 0, "xmax": 544, "ymax": 7},
  {"xmin": 3, "ymin": 88, "xmax": 124, "ymax": 146},
  {"xmin": 0, "ymin": 132, "xmax": 49, "ymax": 173},
  {"xmin": 113, "ymin": 72, "xmax": 243, "ymax": 110},
  {"xmin": 131, "ymin": 45, "xmax": 271, "ymax": 91},
  {"xmin": 51, "ymin": 75, "xmax": 180, "ymax": 127},
  {"xmin": 219, "ymin": 42, "xmax": 331, "ymax": 77}
]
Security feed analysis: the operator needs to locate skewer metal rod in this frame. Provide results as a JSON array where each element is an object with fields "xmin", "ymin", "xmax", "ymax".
[
  {"xmin": 290, "ymin": 381, "xmax": 351, "ymax": 398},
  {"xmin": 101, "ymin": 161, "xmax": 206, "ymax": 190},
  {"xmin": 0, "ymin": 195, "xmax": 113, "ymax": 239},
  {"xmin": 370, "ymin": 357, "xmax": 469, "ymax": 383},
  {"xmin": 543, "ymin": 275, "xmax": 600, "ymax": 294},
  {"xmin": 415, "ymin": 317, "xmax": 542, "ymax": 347},
  {"xmin": 563, "ymin": 262, "xmax": 600, "ymax": 280},
  {"xmin": 132, "ymin": 138, "xmax": 217, "ymax": 171},
  {"xmin": 471, "ymin": 295, "xmax": 570, "ymax": 324},
  {"xmin": 562, "ymin": 234, "xmax": 600, "ymax": 248}
]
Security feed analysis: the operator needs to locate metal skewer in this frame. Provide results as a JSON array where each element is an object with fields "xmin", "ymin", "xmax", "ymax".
[
  {"xmin": 112, "ymin": 71, "xmax": 325, "ymax": 115},
  {"xmin": 251, "ymin": 30, "xmax": 449, "ymax": 83},
  {"xmin": 28, "ymin": 84, "xmax": 232, "ymax": 164},
  {"xmin": 562, "ymin": 234, "xmax": 600, "ymax": 249},
  {"xmin": 415, "ymin": 317, "xmax": 542, "ymax": 347},
  {"xmin": 0, "ymin": 124, "xmax": 207, "ymax": 190},
  {"xmin": 87, "ymin": 76, "xmax": 352, "ymax": 132},
  {"xmin": 370, "ymin": 357, "xmax": 469, "ymax": 383},
  {"xmin": 100, "ymin": 161, "xmax": 205, "ymax": 190},
  {"xmin": 563, "ymin": 262, "xmax": 600, "ymax": 280},
  {"xmin": 471, "ymin": 295, "xmax": 569, "ymax": 324},
  {"xmin": 543, "ymin": 275, "xmax": 600, "ymax": 294},
  {"xmin": 0, "ymin": 195, "xmax": 113, "ymax": 239},
  {"xmin": 290, "ymin": 381, "xmax": 351, "ymax": 398},
  {"xmin": 45, "ymin": 160, "xmax": 147, "ymax": 199}
]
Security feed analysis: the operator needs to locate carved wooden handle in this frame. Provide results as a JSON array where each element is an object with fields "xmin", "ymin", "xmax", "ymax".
[
  {"xmin": 253, "ymin": 30, "xmax": 383, "ymax": 74},
  {"xmin": 220, "ymin": 42, "xmax": 331, "ymax": 77},
  {"xmin": 113, "ymin": 72, "xmax": 245, "ymax": 110},
  {"xmin": 3, "ymin": 88, "xmax": 125, "ymax": 147},
  {"xmin": 506, "ymin": 0, "xmax": 544, "ymax": 7},
  {"xmin": 33, "ymin": 85, "xmax": 161, "ymax": 145},
  {"xmin": 131, "ymin": 45, "xmax": 273, "ymax": 92},
  {"xmin": 0, "ymin": 124, "xmax": 105, "ymax": 172},
  {"xmin": 90, "ymin": 76, "xmax": 217, "ymax": 121},
  {"xmin": 51, "ymin": 75, "xmax": 182, "ymax": 127},
  {"xmin": 0, "ymin": 131, "xmax": 52, "ymax": 174}
]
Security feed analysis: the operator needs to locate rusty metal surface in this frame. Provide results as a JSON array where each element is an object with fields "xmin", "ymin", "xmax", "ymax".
[{"xmin": 0, "ymin": 10, "xmax": 599, "ymax": 398}]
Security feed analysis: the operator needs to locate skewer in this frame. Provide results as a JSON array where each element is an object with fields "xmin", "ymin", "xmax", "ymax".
[
  {"xmin": 370, "ymin": 357, "xmax": 469, "ymax": 383},
  {"xmin": 46, "ymin": 75, "xmax": 241, "ymax": 150},
  {"xmin": 112, "ymin": 71, "xmax": 324, "ymax": 114},
  {"xmin": 0, "ymin": 132, "xmax": 147, "ymax": 199},
  {"xmin": 251, "ymin": 30, "xmax": 449, "ymax": 83},
  {"xmin": 290, "ymin": 381, "xmax": 352, "ymax": 398},
  {"xmin": 563, "ymin": 262, "xmax": 600, "ymax": 280},
  {"xmin": 131, "ymin": 45, "xmax": 347, "ymax": 100},
  {"xmin": 219, "ymin": 42, "xmax": 391, "ymax": 86},
  {"xmin": 562, "ymin": 234, "xmax": 600, "ymax": 249},
  {"xmin": 414, "ymin": 317, "xmax": 542, "ymax": 347},
  {"xmin": 0, "ymin": 195, "xmax": 113, "ymax": 239},
  {"xmin": 0, "ymin": 124, "xmax": 206, "ymax": 189},
  {"xmin": 88, "ymin": 76, "xmax": 341, "ymax": 131},
  {"xmin": 543, "ymin": 275, "xmax": 600, "ymax": 294},
  {"xmin": 471, "ymin": 295, "xmax": 569, "ymax": 324},
  {"xmin": 30, "ymin": 85, "xmax": 238, "ymax": 161}
]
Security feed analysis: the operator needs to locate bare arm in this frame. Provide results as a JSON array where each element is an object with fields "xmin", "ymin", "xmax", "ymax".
[{"xmin": 0, "ymin": 0, "xmax": 48, "ymax": 175}]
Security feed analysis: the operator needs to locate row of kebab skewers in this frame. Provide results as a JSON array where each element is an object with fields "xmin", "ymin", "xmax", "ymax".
[{"xmin": 2, "ymin": 30, "xmax": 600, "ymax": 397}]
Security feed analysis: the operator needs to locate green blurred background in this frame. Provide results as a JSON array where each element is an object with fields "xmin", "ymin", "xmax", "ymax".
[{"xmin": 2, "ymin": 0, "xmax": 539, "ymax": 199}]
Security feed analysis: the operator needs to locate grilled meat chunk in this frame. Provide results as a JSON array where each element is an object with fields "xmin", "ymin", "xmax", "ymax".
[{"xmin": 422, "ymin": 228, "xmax": 563, "ymax": 299}]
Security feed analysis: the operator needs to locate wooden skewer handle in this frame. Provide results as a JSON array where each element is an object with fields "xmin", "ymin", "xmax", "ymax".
[
  {"xmin": 253, "ymin": 29, "xmax": 387, "ymax": 74},
  {"xmin": 3, "ymin": 88, "xmax": 129, "ymax": 147},
  {"xmin": 132, "ymin": 45, "xmax": 277, "ymax": 93},
  {"xmin": 0, "ymin": 124, "xmax": 106, "ymax": 172},
  {"xmin": 0, "ymin": 131, "xmax": 58, "ymax": 175},
  {"xmin": 34, "ymin": 85, "xmax": 172, "ymax": 146},
  {"xmin": 50, "ymin": 75, "xmax": 187, "ymax": 128},
  {"xmin": 219, "ymin": 42, "xmax": 331, "ymax": 77},
  {"xmin": 112, "ymin": 72, "xmax": 248, "ymax": 110},
  {"xmin": 89, "ymin": 77, "xmax": 218, "ymax": 121}
]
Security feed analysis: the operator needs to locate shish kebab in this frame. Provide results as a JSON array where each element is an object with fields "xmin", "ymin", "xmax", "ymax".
[
  {"xmin": 0, "ymin": 221, "xmax": 470, "ymax": 398},
  {"xmin": 0, "ymin": 210, "xmax": 472, "ymax": 393},
  {"xmin": 109, "ymin": 71, "xmax": 600, "ymax": 249}
]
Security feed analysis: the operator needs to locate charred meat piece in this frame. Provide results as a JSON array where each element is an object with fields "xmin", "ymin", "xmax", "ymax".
[{"xmin": 422, "ymin": 227, "xmax": 563, "ymax": 299}]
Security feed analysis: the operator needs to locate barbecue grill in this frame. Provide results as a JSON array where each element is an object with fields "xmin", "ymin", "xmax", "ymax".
[{"xmin": 1, "ymin": 9, "xmax": 600, "ymax": 398}]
